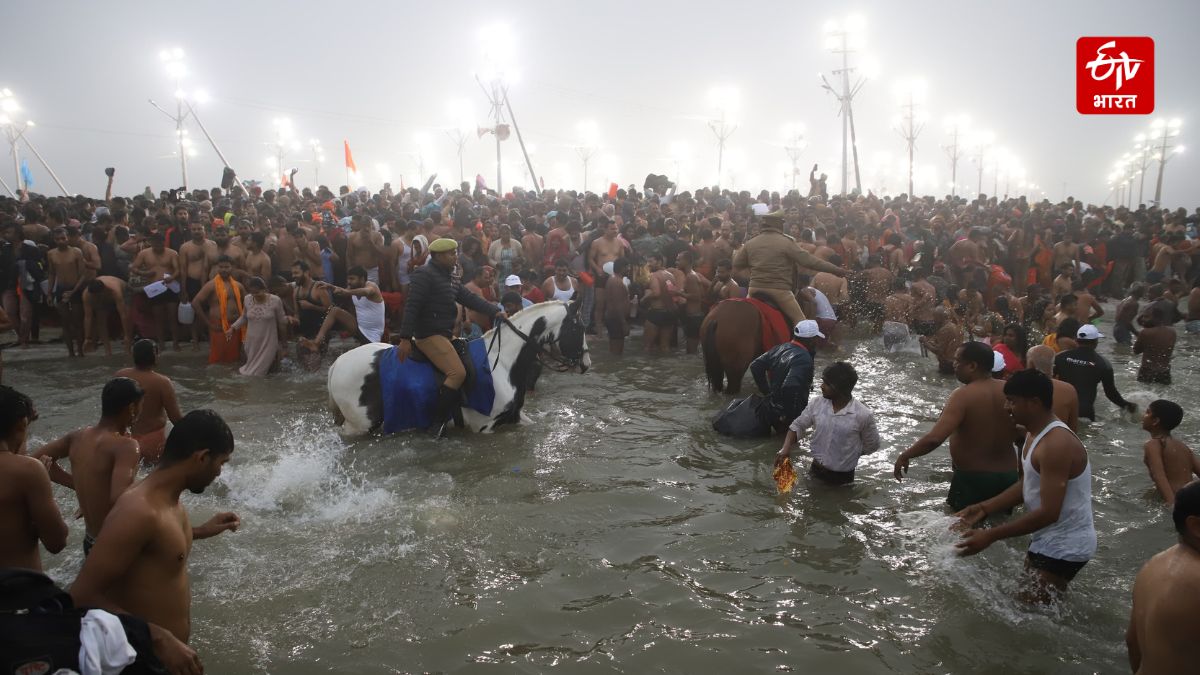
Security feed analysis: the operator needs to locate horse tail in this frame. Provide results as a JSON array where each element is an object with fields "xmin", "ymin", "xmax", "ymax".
[{"xmin": 703, "ymin": 315, "xmax": 724, "ymax": 393}]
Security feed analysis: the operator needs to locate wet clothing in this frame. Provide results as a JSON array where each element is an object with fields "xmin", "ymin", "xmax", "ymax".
[
  {"xmin": 132, "ymin": 426, "xmax": 167, "ymax": 463},
  {"xmin": 682, "ymin": 313, "xmax": 704, "ymax": 339},
  {"xmin": 352, "ymin": 293, "xmax": 386, "ymax": 343},
  {"xmin": 750, "ymin": 340, "xmax": 814, "ymax": 429},
  {"xmin": 947, "ymin": 467, "xmax": 1019, "ymax": 512},
  {"xmin": 296, "ymin": 282, "xmax": 326, "ymax": 340},
  {"xmin": 1026, "ymin": 551, "xmax": 1087, "ymax": 581},
  {"xmin": 400, "ymin": 262, "xmax": 498, "ymax": 340},
  {"xmin": 1053, "ymin": 347, "xmax": 1131, "ymax": 420},
  {"xmin": 1022, "ymin": 420, "xmax": 1096, "ymax": 564},
  {"xmin": 233, "ymin": 294, "xmax": 286, "ymax": 376}
]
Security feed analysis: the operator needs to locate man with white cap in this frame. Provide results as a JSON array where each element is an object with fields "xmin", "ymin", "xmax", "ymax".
[
  {"xmin": 1053, "ymin": 324, "xmax": 1137, "ymax": 421},
  {"xmin": 499, "ymin": 274, "xmax": 533, "ymax": 311},
  {"xmin": 748, "ymin": 319, "xmax": 821, "ymax": 433}
]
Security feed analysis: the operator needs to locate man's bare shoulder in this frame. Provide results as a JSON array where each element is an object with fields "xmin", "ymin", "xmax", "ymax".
[{"xmin": 0, "ymin": 452, "xmax": 44, "ymax": 479}]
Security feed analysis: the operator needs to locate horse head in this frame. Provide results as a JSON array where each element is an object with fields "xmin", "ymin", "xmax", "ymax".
[{"xmin": 500, "ymin": 300, "xmax": 590, "ymax": 374}]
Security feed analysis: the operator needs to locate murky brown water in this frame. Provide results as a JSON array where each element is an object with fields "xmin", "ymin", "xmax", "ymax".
[{"xmin": 10, "ymin": 306, "xmax": 1195, "ymax": 673}]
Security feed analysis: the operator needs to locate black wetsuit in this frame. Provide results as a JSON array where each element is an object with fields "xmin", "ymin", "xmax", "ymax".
[{"xmin": 1053, "ymin": 347, "xmax": 1131, "ymax": 420}]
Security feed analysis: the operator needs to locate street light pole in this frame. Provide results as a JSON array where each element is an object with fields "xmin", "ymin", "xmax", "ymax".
[
  {"xmin": 894, "ymin": 83, "xmax": 926, "ymax": 197},
  {"xmin": 942, "ymin": 117, "xmax": 968, "ymax": 198},
  {"xmin": 782, "ymin": 123, "xmax": 805, "ymax": 191},
  {"xmin": 1150, "ymin": 118, "xmax": 1183, "ymax": 207},
  {"xmin": 820, "ymin": 18, "xmax": 868, "ymax": 196}
]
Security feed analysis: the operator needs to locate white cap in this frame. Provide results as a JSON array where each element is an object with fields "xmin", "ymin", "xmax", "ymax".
[
  {"xmin": 1077, "ymin": 324, "xmax": 1104, "ymax": 340},
  {"xmin": 993, "ymin": 351, "xmax": 1006, "ymax": 372},
  {"xmin": 504, "ymin": 274, "xmax": 522, "ymax": 287},
  {"xmin": 793, "ymin": 320, "xmax": 825, "ymax": 339}
]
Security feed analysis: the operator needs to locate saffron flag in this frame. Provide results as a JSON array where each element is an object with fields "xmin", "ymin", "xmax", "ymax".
[
  {"xmin": 343, "ymin": 140, "xmax": 357, "ymax": 173},
  {"xmin": 608, "ymin": 182, "xmax": 618, "ymax": 199}
]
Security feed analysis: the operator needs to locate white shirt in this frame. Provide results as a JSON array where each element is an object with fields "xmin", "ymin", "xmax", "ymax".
[
  {"xmin": 788, "ymin": 396, "xmax": 880, "ymax": 473},
  {"xmin": 809, "ymin": 287, "xmax": 836, "ymax": 320}
]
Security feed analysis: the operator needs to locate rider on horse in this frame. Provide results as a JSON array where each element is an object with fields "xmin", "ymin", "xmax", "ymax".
[
  {"xmin": 397, "ymin": 237, "xmax": 507, "ymax": 437},
  {"xmin": 733, "ymin": 210, "xmax": 846, "ymax": 327}
]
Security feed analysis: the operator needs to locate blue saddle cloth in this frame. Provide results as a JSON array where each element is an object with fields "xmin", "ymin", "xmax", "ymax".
[{"xmin": 379, "ymin": 339, "xmax": 496, "ymax": 433}]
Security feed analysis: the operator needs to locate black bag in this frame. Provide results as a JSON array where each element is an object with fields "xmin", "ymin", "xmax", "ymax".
[{"xmin": 712, "ymin": 394, "xmax": 771, "ymax": 438}]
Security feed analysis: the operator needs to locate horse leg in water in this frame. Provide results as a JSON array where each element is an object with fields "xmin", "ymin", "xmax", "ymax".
[{"xmin": 701, "ymin": 301, "xmax": 763, "ymax": 395}]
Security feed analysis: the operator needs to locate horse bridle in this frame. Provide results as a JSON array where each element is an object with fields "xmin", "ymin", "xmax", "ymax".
[{"xmin": 488, "ymin": 316, "xmax": 585, "ymax": 373}]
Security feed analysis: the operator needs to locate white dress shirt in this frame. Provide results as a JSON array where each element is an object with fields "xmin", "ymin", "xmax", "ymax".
[{"xmin": 788, "ymin": 396, "xmax": 881, "ymax": 473}]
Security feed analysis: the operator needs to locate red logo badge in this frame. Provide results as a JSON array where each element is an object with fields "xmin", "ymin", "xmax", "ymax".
[{"xmin": 1077, "ymin": 37, "xmax": 1154, "ymax": 115}]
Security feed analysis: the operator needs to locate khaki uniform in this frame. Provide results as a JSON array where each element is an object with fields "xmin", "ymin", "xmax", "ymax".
[{"xmin": 733, "ymin": 226, "xmax": 843, "ymax": 326}]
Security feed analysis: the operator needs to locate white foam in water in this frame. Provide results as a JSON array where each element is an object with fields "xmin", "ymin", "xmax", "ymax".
[{"xmin": 220, "ymin": 416, "xmax": 398, "ymax": 524}]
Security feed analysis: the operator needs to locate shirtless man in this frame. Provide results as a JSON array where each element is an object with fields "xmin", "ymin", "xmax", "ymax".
[
  {"xmin": 244, "ymin": 232, "xmax": 274, "ymax": 282},
  {"xmin": 1051, "ymin": 264, "xmax": 1075, "ymax": 300},
  {"xmin": 117, "ymin": 339, "xmax": 183, "ymax": 463},
  {"xmin": 882, "ymin": 279, "xmax": 914, "ymax": 353},
  {"xmin": 192, "ymin": 256, "xmax": 246, "ymax": 365},
  {"xmin": 813, "ymin": 262, "xmax": 850, "ymax": 316},
  {"xmin": 178, "ymin": 222, "xmax": 215, "ymax": 311},
  {"xmin": 896, "ymin": 340, "xmax": 1019, "ymax": 511},
  {"xmin": 910, "ymin": 268, "xmax": 939, "ymax": 337},
  {"xmin": 1127, "ymin": 481, "xmax": 1200, "ymax": 673},
  {"xmin": 1187, "ymin": 278, "xmax": 1200, "ymax": 334},
  {"xmin": 708, "ymin": 259, "xmax": 741, "ymax": 302},
  {"xmin": 1115, "ymin": 283, "xmax": 1145, "ymax": 345},
  {"xmin": 920, "ymin": 308, "xmax": 962, "ymax": 374},
  {"xmin": 275, "ymin": 222, "xmax": 301, "ymax": 273},
  {"xmin": 292, "ymin": 226, "xmax": 324, "ymax": 280},
  {"xmin": 346, "ymin": 214, "xmax": 387, "ymax": 285},
  {"xmin": 210, "ymin": 224, "xmax": 246, "ymax": 276},
  {"xmin": 588, "ymin": 218, "xmax": 626, "ymax": 337},
  {"xmin": 300, "ymin": 266, "xmax": 386, "ymax": 350},
  {"xmin": 674, "ymin": 251, "xmax": 711, "ymax": 354},
  {"xmin": 1052, "ymin": 232, "xmax": 1082, "ymax": 275},
  {"xmin": 131, "ymin": 232, "xmax": 183, "ymax": 351},
  {"xmin": 1134, "ymin": 306, "xmax": 1177, "ymax": 385},
  {"xmin": 859, "ymin": 255, "xmax": 894, "ymax": 333},
  {"xmin": 643, "ymin": 253, "xmax": 679, "ymax": 353},
  {"xmin": 1140, "ymin": 400, "xmax": 1200, "ymax": 506},
  {"xmin": 542, "ymin": 259, "xmax": 579, "ymax": 302},
  {"xmin": 1073, "ymin": 281, "xmax": 1104, "ymax": 325},
  {"xmin": 70, "ymin": 409, "xmax": 241, "ymax": 675},
  {"xmin": 522, "ymin": 224, "xmax": 544, "ymax": 275},
  {"xmin": 33, "ymin": 377, "xmax": 143, "ymax": 556},
  {"xmin": 947, "ymin": 229, "xmax": 986, "ymax": 286},
  {"xmin": 1026, "ymin": 345, "xmax": 1080, "ymax": 432},
  {"xmin": 82, "ymin": 275, "xmax": 132, "ymax": 356},
  {"xmin": 604, "ymin": 258, "xmax": 631, "ymax": 355},
  {"xmin": 0, "ymin": 386, "xmax": 67, "ymax": 571},
  {"xmin": 47, "ymin": 227, "xmax": 88, "ymax": 356},
  {"xmin": 67, "ymin": 224, "xmax": 102, "ymax": 277},
  {"xmin": 695, "ymin": 229, "xmax": 718, "ymax": 279}
]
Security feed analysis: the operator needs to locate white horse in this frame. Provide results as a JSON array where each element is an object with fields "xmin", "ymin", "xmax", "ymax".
[{"xmin": 326, "ymin": 299, "xmax": 591, "ymax": 435}]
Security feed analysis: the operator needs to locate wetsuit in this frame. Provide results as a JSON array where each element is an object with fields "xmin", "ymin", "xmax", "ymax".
[{"xmin": 1053, "ymin": 347, "xmax": 1132, "ymax": 420}]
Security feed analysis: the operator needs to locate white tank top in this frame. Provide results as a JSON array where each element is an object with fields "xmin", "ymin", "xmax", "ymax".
[
  {"xmin": 1021, "ymin": 419, "xmax": 1096, "ymax": 562},
  {"xmin": 396, "ymin": 240, "xmax": 413, "ymax": 285},
  {"xmin": 551, "ymin": 277, "xmax": 575, "ymax": 302},
  {"xmin": 352, "ymin": 294, "xmax": 386, "ymax": 343}
]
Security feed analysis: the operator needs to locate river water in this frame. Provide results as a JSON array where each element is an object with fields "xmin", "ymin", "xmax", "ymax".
[{"xmin": 11, "ymin": 307, "xmax": 1196, "ymax": 674}]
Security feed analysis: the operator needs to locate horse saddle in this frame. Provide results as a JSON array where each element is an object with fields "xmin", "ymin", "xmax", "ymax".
[
  {"xmin": 411, "ymin": 338, "xmax": 477, "ymax": 392},
  {"xmin": 749, "ymin": 292, "xmax": 784, "ymax": 315}
]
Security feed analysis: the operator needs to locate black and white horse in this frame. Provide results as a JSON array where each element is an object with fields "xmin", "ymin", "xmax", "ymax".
[{"xmin": 326, "ymin": 300, "xmax": 591, "ymax": 435}]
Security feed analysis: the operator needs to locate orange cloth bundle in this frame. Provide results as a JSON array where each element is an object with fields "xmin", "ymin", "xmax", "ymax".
[{"xmin": 773, "ymin": 457, "xmax": 797, "ymax": 493}]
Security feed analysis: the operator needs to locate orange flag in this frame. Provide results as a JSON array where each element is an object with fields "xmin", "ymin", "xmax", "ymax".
[
  {"xmin": 343, "ymin": 140, "xmax": 357, "ymax": 173},
  {"xmin": 607, "ymin": 182, "xmax": 618, "ymax": 199}
]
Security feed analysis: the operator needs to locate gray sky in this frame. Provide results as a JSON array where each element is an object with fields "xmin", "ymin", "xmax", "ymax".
[{"xmin": 3, "ymin": 0, "xmax": 1197, "ymax": 206}]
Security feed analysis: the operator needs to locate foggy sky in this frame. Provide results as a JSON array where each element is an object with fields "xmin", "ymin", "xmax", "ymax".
[{"xmin": 3, "ymin": 0, "xmax": 1197, "ymax": 207}]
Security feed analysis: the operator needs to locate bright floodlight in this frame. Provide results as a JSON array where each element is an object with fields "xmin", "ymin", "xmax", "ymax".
[
  {"xmin": 446, "ymin": 98, "xmax": 474, "ymax": 132},
  {"xmin": 707, "ymin": 85, "xmax": 741, "ymax": 121},
  {"xmin": 479, "ymin": 22, "xmax": 518, "ymax": 82},
  {"xmin": 576, "ymin": 119, "xmax": 600, "ymax": 146}
]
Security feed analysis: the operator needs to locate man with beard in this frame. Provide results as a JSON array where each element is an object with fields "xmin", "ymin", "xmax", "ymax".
[
  {"xmin": 191, "ymin": 256, "xmax": 246, "ymax": 365},
  {"xmin": 179, "ymin": 222, "xmax": 215, "ymax": 348},
  {"xmin": 70, "ymin": 409, "xmax": 241, "ymax": 675},
  {"xmin": 47, "ymin": 227, "xmax": 88, "ymax": 357},
  {"xmin": 130, "ymin": 232, "xmax": 182, "ymax": 351},
  {"xmin": 209, "ymin": 224, "xmax": 246, "ymax": 274},
  {"xmin": 300, "ymin": 266, "xmax": 386, "ymax": 350}
]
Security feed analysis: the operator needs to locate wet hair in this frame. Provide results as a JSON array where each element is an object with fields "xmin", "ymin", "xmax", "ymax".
[
  {"xmin": 101, "ymin": 377, "xmax": 144, "ymax": 417},
  {"xmin": 293, "ymin": 260, "xmax": 310, "ymax": 272},
  {"xmin": 500, "ymin": 291, "xmax": 523, "ymax": 307},
  {"xmin": 1003, "ymin": 324, "xmax": 1029, "ymax": 364},
  {"xmin": 246, "ymin": 276, "xmax": 267, "ymax": 291},
  {"xmin": 1174, "ymin": 482, "xmax": 1200, "ymax": 535},
  {"xmin": 612, "ymin": 258, "xmax": 630, "ymax": 275},
  {"xmin": 347, "ymin": 265, "xmax": 368, "ymax": 280},
  {"xmin": 132, "ymin": 338, "xmax": 158, "ymax": 368},
  {"xmin": 0, "ymin": 385, "xmax": 34, "ymax": 437},
  {"xmin": 959, "ymin": 340, "xmax": 994, "ymax": 373},
  {"xmin": 1058, "ymin": 293, "xmax": 1077, "ymax": 308},
  {"xmin": 822, "ymin": 361, "xmax": 858, "ymax": 395},
  {"xmin": 1148, "ymin": 399, "xmax": 1184, "ymax": 432},
  {"xmin": 1055, "ymin": 318, "xmax": 1082, "ymax": 340},
  {"xmin": 159, "ymin": 409, "xmax": 234, "ymax": 467},
  {"xmin": 1003, "ymin": 369, "xmax": 1054, "ymax": 409}
]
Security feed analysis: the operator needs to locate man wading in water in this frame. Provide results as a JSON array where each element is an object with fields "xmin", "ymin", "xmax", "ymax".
[{"xmin": 894, "ymin": 340, "xmax": 1019, "ymax": 512}]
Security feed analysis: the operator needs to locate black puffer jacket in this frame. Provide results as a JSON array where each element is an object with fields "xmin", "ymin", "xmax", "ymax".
[{"xmin": 399, "ymin": 262, "xmax": 498, "ymax": 339}]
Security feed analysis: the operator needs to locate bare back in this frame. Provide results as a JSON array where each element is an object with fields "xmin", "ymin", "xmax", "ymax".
[
  {"xmin": 116, "ymin": 367, "xmax": 180, "ymax": 435},
  {"xmin": 0, "ymin": 454, "xmax": 56, "ymax": 570},
  {"xmin": 947, "ymin": 379, "xmax": 1019, "ymax": 473},
  {"xmin": 1128, "ymin": 544, "xmax": 1200, "ymax": 675}
]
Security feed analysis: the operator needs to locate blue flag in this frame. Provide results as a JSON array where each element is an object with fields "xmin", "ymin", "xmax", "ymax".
[{"xmin": 19, "ymin": 158, "xmax": 33, "ymax": 188}]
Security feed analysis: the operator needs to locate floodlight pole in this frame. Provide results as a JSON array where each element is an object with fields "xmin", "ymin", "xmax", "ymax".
[
  {"xmin": 943, "ymin": 125, "xmax": 963, "ymax": 197},
  {"xmin": 707, "ymin": 112, "xmax": 737, "ymax": 190},
  {"xmin": 502, "ymin": 87, "xmax": 540, "ymax": 189},
  {"xmin": 896, "ymin": 90, "xmax": 924, "ymax": 197},
  {"xmin": 821, "ymin": 30, "xmax": 865, "ymax": 195},
  {"xmin": 20, "ymin": 134, "xmax": 69, "ymax": 195},
  {"xmin": 148, "ymin": 96, "xmax": 188, "ymax": 190}
]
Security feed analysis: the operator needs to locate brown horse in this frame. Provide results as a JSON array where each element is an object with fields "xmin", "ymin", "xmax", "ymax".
[{"xmin": 700, "ymin": 300, "xmax": 765, "ymax": 395}]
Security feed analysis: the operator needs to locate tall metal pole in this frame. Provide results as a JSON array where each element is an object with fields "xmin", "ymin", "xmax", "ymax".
[
  {"xmin": 945, "ymin": 126, "xmax": 961, "ymax": 198},
  {"xmin": 840, "ymin": 38, "xmax": 850, "ymax": 195},
  {"xmin": 502, "ymin": 88, "xmax": 539, "ymax": 189},
  {"xmin": 20, "ymin": 135, "xmax": 69, "ymax": 195},
  {"xmin": 897, "ymin": 91, "xmax": 924, "ymax": 197},
  {"xmin": 175, "ymin": 85, "xmax": 188, "ymax": 190},
  {"xmin": 0, "ymin": 172, "xmax": 13, "ymax": 198},
  {"xmin": 7, "ymin": 127, "xmax": 23, "ymax": 194}
]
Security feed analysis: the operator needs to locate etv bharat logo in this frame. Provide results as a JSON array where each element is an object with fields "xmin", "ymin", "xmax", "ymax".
[{"xmin": 1077, "ymin": 37, "xmax": 1154, "ymax": 115}]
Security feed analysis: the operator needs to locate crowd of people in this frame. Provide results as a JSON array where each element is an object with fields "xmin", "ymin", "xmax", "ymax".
[{"xmin": 3, "ymin": 166, "xmax": 1200, "ymax": 671}]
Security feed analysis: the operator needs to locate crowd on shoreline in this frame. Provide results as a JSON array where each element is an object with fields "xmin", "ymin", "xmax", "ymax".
[{"xmin": 3, "ymin": 170, "xmax": 1200, "ymax": 672}]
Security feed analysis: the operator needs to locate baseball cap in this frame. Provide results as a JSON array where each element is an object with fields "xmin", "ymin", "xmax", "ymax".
[
  {"xmin": 1077, "ymin": 325, "xmax": 1104, "ymax": 340},
  {"xmin": 504, "ymin": 274, "xmax": 522, "ymax": 287},
  {"xmin": 993, "ymin": 351, "xmax": 1006, "ymax": 373},
  {"xmin": 793, "ymin": 320, "xmax": 825, "ymax": 339}
]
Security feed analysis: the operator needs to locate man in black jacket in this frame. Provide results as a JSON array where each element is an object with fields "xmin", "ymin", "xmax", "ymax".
[
  {"xmin": 397, "ymin": 237, "xmax": 505, "ymax": 436},
  {"xmin": 1054, "ymin": 324, "xmax": 1137, "ymax": 421},
  {"xmin": 749, "ymin": 319, "xmax": 820, "ymax": 433}
]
